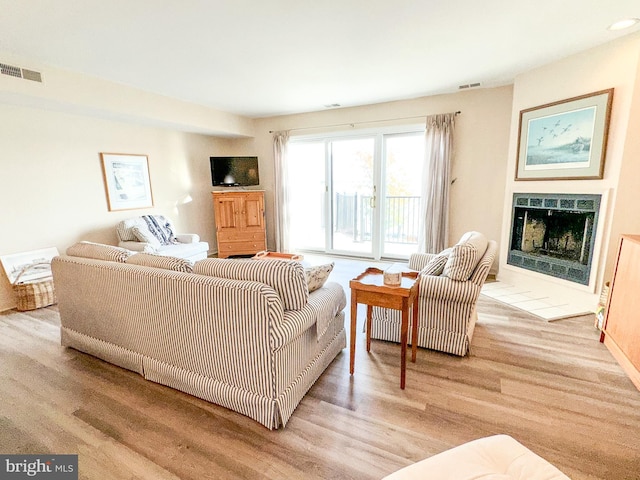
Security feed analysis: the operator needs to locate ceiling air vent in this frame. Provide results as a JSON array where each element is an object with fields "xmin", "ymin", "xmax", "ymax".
[{"xmin": 0, "ymin": 62, "xmax": 43, "ymax": 82}]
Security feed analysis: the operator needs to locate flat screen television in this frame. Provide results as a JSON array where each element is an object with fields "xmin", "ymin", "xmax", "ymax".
[{"xmin": 210, "ymin": 156, "xmax": 260, "ymax": 187}]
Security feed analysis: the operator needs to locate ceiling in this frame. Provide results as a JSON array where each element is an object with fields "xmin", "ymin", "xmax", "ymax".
[{"xmin": 1, "ymin": 0, "xmax": 639, "ymax": 118}]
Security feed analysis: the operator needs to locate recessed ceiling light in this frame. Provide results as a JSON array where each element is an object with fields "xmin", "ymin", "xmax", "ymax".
[{"xmin": 608, "ymin": 18, "xmax": 640, "ymax": 31}]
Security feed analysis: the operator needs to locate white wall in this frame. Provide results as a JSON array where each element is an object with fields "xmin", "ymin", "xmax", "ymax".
[
  {"xmin": 0, "ymin": 53, "xmax": 255, "ymax": 138},
  {"xmin": 251, "ymin": 86, "xmax": 514, "ymax": 256},
  {"xmin": 10, "ymin": 32, "xmax": 640, "ymax": 313},
  {"xmin": 0, "ymin": 67, "xmax": 513, "ymax": 312},
  {"xmin": 499, "ymin": 31, "xmax": 640, "ymax": 306},
  {"xmin": 0, "ymin": 103, "xmax": 237, "ymax": 311}
]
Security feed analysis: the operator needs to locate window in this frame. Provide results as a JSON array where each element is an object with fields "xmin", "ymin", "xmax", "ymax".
[{"xmin": 288, "ymin": 126, "xmax": 425, "ymax": 260}]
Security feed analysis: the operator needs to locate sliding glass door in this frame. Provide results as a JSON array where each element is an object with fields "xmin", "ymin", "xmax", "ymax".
[
  {"xmin": 381, "ymin": 133, "xmax": 425, "ymax": 257},
  {"xmin": 288, "ymin": 127, "xmax": 424, "ymax": 260},
  {"xmin": 330, "ymin": 137, "xmax": 375, "ymax": 256},
  {"xmin": 288, "ymin": 141, "xmax": 326, "ymax": 251}
]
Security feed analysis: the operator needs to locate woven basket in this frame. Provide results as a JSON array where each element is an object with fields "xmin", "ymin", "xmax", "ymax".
[{"xmin": 12, "ymin": 262, "xmax": 57, "ymax": 311}]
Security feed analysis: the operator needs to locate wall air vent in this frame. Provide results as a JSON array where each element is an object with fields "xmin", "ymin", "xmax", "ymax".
[
  {"xmin": 0, "ymin": 62, "xmax": 43, "ymax": 82},
  {"xmin": 0, "ymin": 62, "xmax": 22, "ymax": 78},
  {"xmin": 21, "ymin": 68, "xmax": 42, "ymax": 82},
  {"xmin": 458, "ymin": 82, "xmax": 481, "ymax": 89}
]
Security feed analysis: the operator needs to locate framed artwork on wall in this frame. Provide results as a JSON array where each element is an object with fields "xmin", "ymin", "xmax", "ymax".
[
  {"xmin": 515, "ymin": 88, "xmax": 613, "ymax": 181},
  {"xmin": 100, "ymin": 153, "xmax": 154, "ymax": 211}
]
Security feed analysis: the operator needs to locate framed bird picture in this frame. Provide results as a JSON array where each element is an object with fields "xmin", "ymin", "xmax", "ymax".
[{"xmin": 515, "ymin": 89, "xmax": 613, "ymax": 180}]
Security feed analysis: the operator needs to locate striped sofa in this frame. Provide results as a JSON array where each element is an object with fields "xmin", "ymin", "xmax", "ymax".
[
  {"xmin": 371, "ymin": 232, "xmax": 497, "ymax": 356},
  {"xmin": 52, "ymin": 244, "xmax": 346, "ymax": 429}
]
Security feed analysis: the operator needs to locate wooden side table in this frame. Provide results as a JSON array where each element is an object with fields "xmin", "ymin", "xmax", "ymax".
[{"xmin": 349, "ymin": 267, "xmax": 420, "ymax": 389}]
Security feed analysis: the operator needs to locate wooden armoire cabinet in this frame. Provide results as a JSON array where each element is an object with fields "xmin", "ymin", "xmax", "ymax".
[
  {"xmin": 602, "ymin": 234, "xmax": 640, "ymax": 391},
  {"xmin": 212, "ymin": 190, "xmax": 266, "ymax": 258}
]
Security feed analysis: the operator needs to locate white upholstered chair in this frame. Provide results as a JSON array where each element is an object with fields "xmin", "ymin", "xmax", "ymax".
[
  {"xmin": 371, "ymin": 231, "xmax": 497, "ymax": 356},
  {"xmin": 115, "ymin": 215, "xmax": 209, "ymax": 262}
]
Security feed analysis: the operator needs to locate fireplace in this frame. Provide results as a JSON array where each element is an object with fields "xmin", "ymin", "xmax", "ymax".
[{"xmin": 508, "ymin": 193, "xmax": 601, "ymax": 285}]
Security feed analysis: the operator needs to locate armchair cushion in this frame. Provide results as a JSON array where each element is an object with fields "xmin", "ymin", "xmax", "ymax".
[
  {"xmin": 132, "ymin": 225, "xmax": 162, "ymax": 249},
  {"xmin": 421, "ymin": 248, "xmax": 452, "ymax": 276},
  {"xmin": 443, "ymin": 231, "xmax": 488, "ymax": 281},
  {"xmin": 409, "ymin": 252, "xmax": 437, "ymax": 271},
  {"xmin": 116, "ymin": 215, "xmax": 177, "ymax": 244},
  {"xmin": 140, "ymin": 215, "xmax": 177, "ymax": 246}
]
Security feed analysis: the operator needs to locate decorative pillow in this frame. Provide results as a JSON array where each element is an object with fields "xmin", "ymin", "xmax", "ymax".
[
  {"xmin": 126, "ymin": 253, "xmax": 194, "ymax": 273},
  {"xmin": 132, "ymin": 225, "xmax": 162, "ymax": 249},
  {"xmin": 142, "ymin": 215, "xmax": 177, "ymax": 246},
  {"xmin": 66, "ymin": 241, "xmax": 132, "ymax": 263},
  {"xmin": 305, "ymin": 263, "xmax": 334, "ymax": 292},
  {"xmin": 421, "ymin": 248, "xmax": 452, "ymax": 276},
  {"xmin": 443, "ymin": 231, "xmax": 488, "ymax": 281},
  {"xmin": 116, "ymin": 218, "xmax": 138, "ymax": 242}
]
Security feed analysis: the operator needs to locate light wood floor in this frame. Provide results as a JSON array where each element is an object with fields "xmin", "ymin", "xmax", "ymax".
[{"xmin": 1, "ymin": 258, "xmax": 639, "ymax": 479}]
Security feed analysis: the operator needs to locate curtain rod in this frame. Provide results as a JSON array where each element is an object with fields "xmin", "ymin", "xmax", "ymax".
[{"xmin": 268, "ymin": 111, "xmax": 461, "ymax": 134}]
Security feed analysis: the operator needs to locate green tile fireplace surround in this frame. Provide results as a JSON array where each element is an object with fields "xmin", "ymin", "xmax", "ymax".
[{"xmin": 507, "ymin": 192, "xmax": 601, "ymax": 285}]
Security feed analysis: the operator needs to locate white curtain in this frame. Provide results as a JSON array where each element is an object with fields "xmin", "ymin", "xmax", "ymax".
[
  {"xmin": 273, "ymin": 131, "xmax": 290, "ymax": 252},
  {"xmin": 418, "ymin": 113, "xmax": 456, "ymax": 253}
]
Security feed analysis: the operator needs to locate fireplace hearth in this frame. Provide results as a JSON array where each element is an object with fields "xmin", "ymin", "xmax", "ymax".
[{"xmin": 508, "ymin": 193, "xmax": 601, "ymax": 285}]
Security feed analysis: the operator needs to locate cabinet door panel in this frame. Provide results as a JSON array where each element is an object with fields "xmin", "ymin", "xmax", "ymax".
[
  {"xmin": 243, "ymin": 195, "xmax": 264, "ymax": 230},
  {"xmin": 214, "ymin": 197, "xmax": 238, "ymax": 230},
  {"xmin": 605, "ymin": 237, "xmax": 640, "ymax": 370}
]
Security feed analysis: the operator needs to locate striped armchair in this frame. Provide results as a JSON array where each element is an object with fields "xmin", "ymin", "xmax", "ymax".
[{"xmin": 371, "ymin": 233, "xmax": 497, "ymax": 356}]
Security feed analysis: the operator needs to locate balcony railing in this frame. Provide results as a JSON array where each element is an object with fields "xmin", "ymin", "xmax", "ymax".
[{"xmin": 334, "ymin": 193, "xmax": 420, "ymax": 244}]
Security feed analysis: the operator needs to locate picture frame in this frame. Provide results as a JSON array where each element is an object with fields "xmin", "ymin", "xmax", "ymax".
[
  {"xmin": 0, "ymin": 247, "xmax": 60, "ymax": 284},
  {"xmin": 100, "ymin": 153, "xmax": 154, "ymax": 211},
  {"xmin": 515, "ymin": 89, "xmax": 613, "ymax": 181}
]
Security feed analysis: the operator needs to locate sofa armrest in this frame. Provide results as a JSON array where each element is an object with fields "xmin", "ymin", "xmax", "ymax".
[
  {"xmin": 272, "ymin": 282, "xmax": 346, "ymax": 350},
  {"xmin": 409, "ymin": 253, "xmax": 438, "ymax": 270},
  {"xmin": 175, "ymin": 233, "xmax": 200, "ymax": 243},
  {"xmin": 419, "ymin": 275, "xmax": 480, "ymax": 304},
  {"xmin": 118, "ymin": 241, "xmax": 156, "ymax": 253}
]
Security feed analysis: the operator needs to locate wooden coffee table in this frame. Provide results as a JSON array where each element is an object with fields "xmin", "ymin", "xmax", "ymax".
[{"xmin": 349, "ymin": 267, "xmax": 420, "ymax": 389}]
